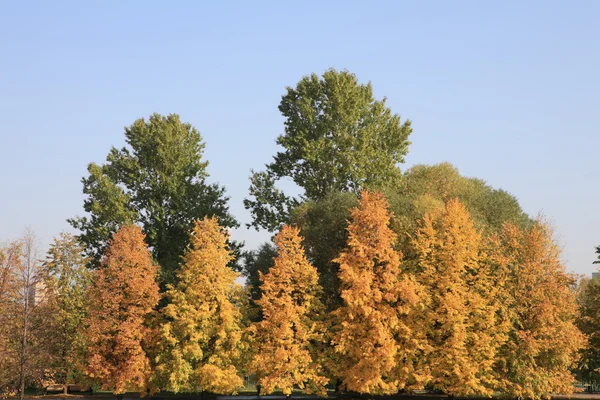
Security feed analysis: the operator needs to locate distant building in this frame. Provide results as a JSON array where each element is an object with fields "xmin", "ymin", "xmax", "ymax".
[{"xmin": 27, "ymin": 279, "xmax": 47, "ymax": 306}]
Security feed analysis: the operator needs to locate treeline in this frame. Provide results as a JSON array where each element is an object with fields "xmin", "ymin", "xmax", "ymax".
[{"xmin": 0, "ymin": 69, "xmax": 595, "ymax": 400}]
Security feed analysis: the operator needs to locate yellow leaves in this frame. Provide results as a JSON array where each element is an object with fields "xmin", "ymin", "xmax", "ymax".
[
  {"xmin": 493, "ymin": 221, "xmax": 585, "ymax": 399},
  {"xmin": 155, "ymin": 217, "xmax": 243, "ymax": 395},
  {"xmin": 334, "ymin": 190, "xmax": 426, "ymax": 394},
  {"xmin": 413, "ymin": 199, "xmax": 500, "ymax": 396},
  {"xmin": 248, "ymin": 225, "xmax": 327, "ymax": 396}
]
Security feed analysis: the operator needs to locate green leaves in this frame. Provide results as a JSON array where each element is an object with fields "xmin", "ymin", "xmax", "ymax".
[
  {"xmin": 246, "ymin": 69, "xmax": 412, "ymax": 232},
  {"xmin": 70, "ymin": 113, "xmax": 238, "ymax": 284}
]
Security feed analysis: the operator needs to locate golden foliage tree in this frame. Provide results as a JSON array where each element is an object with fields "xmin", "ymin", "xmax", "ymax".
[
  {"xmin": 413, "ymin": 199, "xmax": 504, "ymax": 396},
  {"xmin": 334, "ymin": 190, "xmax": 425, "ymax": 394},
  {"xmin": 493, "ymin": 222, "xmax": 585, "ymax": 399},
  {"xmin": 154, "ymin": 217, "xmax": 243, "ymax": 394},
  {"xmin": 85, "ymin": 224, "xmax": 160, "ymax": 395},
  {"xmin": 247, "ymin": 225, "xmax": 328, "ymax": 396}
]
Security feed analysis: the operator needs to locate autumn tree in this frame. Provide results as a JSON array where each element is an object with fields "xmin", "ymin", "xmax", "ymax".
[
  {"xmin": 0, "ymin": 240, "xmax": 22, "ymax": 394},
  {"xmin": 247, "ymin": 225, "xmax": 327, "ymax": 396},
  {"xmin": 282, "ymin": 164, "xmax": 531, "ymax": 314},
  {"xmin": 245, "ymin": 69, "xmax": 412, "ymax": 232},
  {"xmin": 334, "ymin": 191, "xmax": 426, "ymax": 394},
  {"xmin": 494, "ymin": 222, "xmax": 585, "ymax": 399},
  {"xmin": 69, "ymin": 113, "xmax": 238, "ymax": 284},
  {"xmin": 41, "ymin": 233, "xmax": 91, "ymax": 393},
  {"xmin": 154, "ymin": 217, "xmax": 243, "ymax": 394},
  {"xmin": 413, "ymin": 199, "xmax": 504, "ymax": 396},
  {"xmin": 85, "ymin": 225, "xmax": 160, "ymax": 395}
]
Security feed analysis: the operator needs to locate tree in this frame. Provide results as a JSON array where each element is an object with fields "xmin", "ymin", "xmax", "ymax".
[
  {"xmin": 15, "ymin": 229, "xmax": 47, "ymax": 400},
  {"xmin": 412, "ymin": 199, "xmax": 504, "ymax": 396},
  {"xmin": 0, "ymin": 240, "xmax": 22, "ymax": 395},
  {"xmin": 41, "ymin": 233, "xmax": 91, "ymax": 393},
  {"xmin": 334, "ymin": 191, "xmax": 426, "ymax": 394},
  {"xmin": 0, "ymin": 230, "xmax": 49, "ymax": 399},
  {"xmin": 493, "ymin": 222, "xmax": 585, "ymax": 399},
  {"xmin": 387, "ymin": 163, "xmax": 531, "ymax": 254},
  {"xmin": 577, "ymin": 274, "xmax": 600, "ymax": 384},
  {"xmin": 245, "ymin": 69, "xmax": 412, "ymax": 232},
  {"xmin": 242, "ymin": 243, "xmax": 277, "ymax": 321},
  {"xmin": 594, "ymin": 245, "xmax": 600, "ymax": 264},
  {"xmin": 69, "ymin": 113, "xmax": 238, "ymax": 284},
  {"xmin": 85, "ymin": 225, "xmax": 160, "ymax": 395},
  {"xmin": 284, "ymin": 164, "xmax": 530, "ymax": 313},
  {"xmin": 154, "ymin": 217, "xmax": 243, "ymax": 394},
  {"xmin": 247, "ymin": 225, "xmax": 328, "ymax": 396},
  {"xmin": 291, "ymin": 191, "xmax": 358, "ymax": 311}
]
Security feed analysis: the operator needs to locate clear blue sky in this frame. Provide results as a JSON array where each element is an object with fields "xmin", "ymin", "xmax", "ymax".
[{"xmin": 1, "ymin": 1, "xmax": 598, "ymax": 275}]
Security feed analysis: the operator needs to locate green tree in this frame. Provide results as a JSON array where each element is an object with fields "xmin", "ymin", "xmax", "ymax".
[
  {"xmin": 69, "ymin": 113, "xmax": 238, "ymax": 284},
  {"xmin": 387, "ymin": 163, "xmax": 531, "ymax": 250},
  {"xmin": 241, "ymin": 243, "xmax": 277, "ymax": 321},
  {"xmin": 577, "ymin": 274, "xmax": 600, "ymax": 383},
  {"xmin": 41, "ymin": 233, "xmax": 91, "ymax": 393},
  {"xmin": 594, "ymin": 245, "xmax": 600, "ymax": 264},
  {"xmin": 291, "ymin": 191, "xmax": 357, "ymax": 311},
  {"xmin": 245, "ymin": 69, "xmax": 412, "ymax": 232}
]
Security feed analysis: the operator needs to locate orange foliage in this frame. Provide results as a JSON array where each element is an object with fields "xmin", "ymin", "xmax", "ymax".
[
  {"xmin": 85, "ymin": 224, "xmax": 160, "ymax": 395},
  {"xmin": 334, "ymin": 190, "xmax": 426, "ymax": 394},
  {"xmin": 493, "ymin": 222, "xmax": 585, "ymax": 399},
  {"xmin": 248, "ymin": 225, "xmax": 328, "ymax": 396},
  {"xmin": 413, "ymin": 199, "xmax": 504, "ymax": 396}
]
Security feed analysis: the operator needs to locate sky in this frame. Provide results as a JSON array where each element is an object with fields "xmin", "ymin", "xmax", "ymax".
[{"xmin": 0, "ymin": 1, "xmax": 598, "ymax": 276}]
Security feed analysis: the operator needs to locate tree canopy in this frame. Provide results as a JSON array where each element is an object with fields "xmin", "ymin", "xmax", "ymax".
[
  {"xmin": 245, "ymin": 69, "xmax": 412, "ymax": 232},
  {"xmin": 248, "ymin": 225, "xmax": 327, "ymax": 396},
  {"xmin": 69, "ymin": 113, "xmax": 238, "ymax": 284},
  {"xmin": 155, "ymin": 217, "xmax": 244, "ymax": 394},
  {"xmin": 85, "ymin": 225, "xmax": 160, "ymax": 395}
]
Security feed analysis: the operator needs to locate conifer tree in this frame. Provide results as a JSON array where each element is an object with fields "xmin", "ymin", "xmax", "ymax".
[
  {"xmin": 413, "ymin": 199, "xmax": 503, "ymax": 396},
  {"xmin": 42, "ymin": 233, "xmax": 91, "ymax": 393},
  {"xmin": 334, "ymin": 191, "xmax": 425, "ymax": 394},
  {"xmin": 85, "ymin": 225, "xmax": 160, "ymax": 395},
  {"xmin": 494, "ymin": 222, "xmax": 584, "ymax": 399},
  {"xmin": 248, "ymin": 225, "xmax": 328, "ymax": 396},
  {"xmin": 154, "ymin": 217, "xmax": 243, "ymax": 394}
]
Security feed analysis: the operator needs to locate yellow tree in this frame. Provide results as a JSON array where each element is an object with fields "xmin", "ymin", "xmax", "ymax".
[
  {"xmin": 494, "ymin": 222, "xmax": 585, "ymax": 399},
  {"xmin": 413, "ymin": 199, "xmax": 504, "ymax": 396},
  {"xmin": 85, "ymin": 224, "xmax": 160, "ymax": 395},
  {"xmin": 154, "ymin": 217, "xmax": 243, "ymax": 394},
  {"xmin": 334, "ymin": 190, "xmax": 425, "ymax": 394},
  {"xmin": 247, "ymin": 225, "xmax": 328, "ymax": 396}
]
